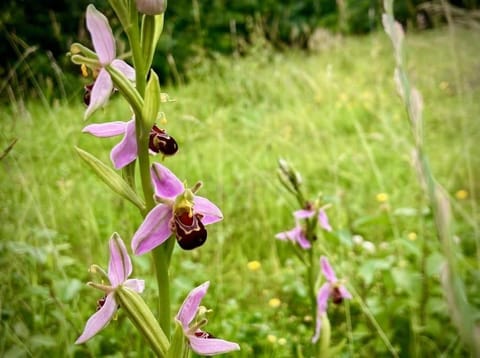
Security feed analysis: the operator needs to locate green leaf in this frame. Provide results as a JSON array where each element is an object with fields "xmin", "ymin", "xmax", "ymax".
[
  {"xmin": 141, "ymin": 13, "xmax": 164, "ymax": 70},
  {"xmin": 75, "ymin": 147, "xmax": 145, "ymax": 211}
]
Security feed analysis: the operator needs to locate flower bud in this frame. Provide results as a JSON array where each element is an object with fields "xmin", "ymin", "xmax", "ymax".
[{"xmin": 136, "ymin": 0, "xmax": 167, "ymax": 15}]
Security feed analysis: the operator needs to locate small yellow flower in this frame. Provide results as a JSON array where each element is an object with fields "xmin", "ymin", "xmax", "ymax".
[
  {"xmin": 407, "ymin": 232, "xmax": 417, "ymax": 241},
  {"xmin": 267, "ymin": 334, "xmax": 277, "ymax": 344},
  {"xmin": 376, "ymin": 193, "xmax": 389, "ymax": 203},
  {"xmin": 278, "ymin": 338, "xmax": 287, "ymax": 346},
  {"xmin": 455, "ymin": 189, "xmax": 468, "ymax": 200},
  {"xmin": 247, "ymin": 260, "xmax": 261, "ymax": 271},
  {"xmin": 303, "ymin": 315, "xmax": 313, "ymax": 322},
  {"xmin": 268, "ymin": 298, "xmax": 281, "ymax": 308},
  {"xmin": 439, "ymin": 81, "xmax": 449, "ymax": 90}
]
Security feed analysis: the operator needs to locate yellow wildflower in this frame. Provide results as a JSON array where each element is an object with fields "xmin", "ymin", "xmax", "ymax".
[
  {"xmin": 455, "ymin": 190, "xmax": 468, "ymax": 200},
  {"xmin": 407, "ymin": 232, "xmax": 417, "ymax": 241},
  {"xmin": 268, "ymin": 298, "xmax": 281, "ymax": 308},
  {"xmin": 376, "ymin": 193, "xmax": 388, "ymax": 203},
  {"xmin": 267, "ymin": 334, "xmax": 277, "ymax": 344},
  {"xmin": 247, "ymin": 260, "xmax": 261, "ymax": 271}
]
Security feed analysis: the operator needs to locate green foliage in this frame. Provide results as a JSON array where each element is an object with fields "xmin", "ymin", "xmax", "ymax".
[{"xmin": 1, "ymin": 28, "xmax": 479, "ymax": 356}]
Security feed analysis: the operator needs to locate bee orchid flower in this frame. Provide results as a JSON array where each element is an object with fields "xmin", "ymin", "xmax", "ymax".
[
  {"xmin": 84, "ymin": 5, "xmax": 135, "ymax": 118},
  {"xmin": 312, "ymin": 256, "xmax": 352, "ymax": 343},
  {"xmin": 131, "ymin": 163, "xmax": 223, "ymax": 254},
  {"xmin": 176, "ymin": 281, "xmax": 240, "ymax": 355},
  {"xmin": 76, "ymin": 234, "xmax": 145, "ymax": 343},
  {"xmin": 83, "ymin": 119, "xmax": 178, "ymax": 169}
]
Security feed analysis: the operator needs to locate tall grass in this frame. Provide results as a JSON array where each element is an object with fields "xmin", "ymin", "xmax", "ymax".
[{"xmin": 1, "ymin": 27, "xmax": 479, "ymax": 356}]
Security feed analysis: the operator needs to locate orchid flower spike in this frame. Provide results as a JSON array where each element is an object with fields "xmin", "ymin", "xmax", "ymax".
[
  {"xmin": 312, "ymin": 256, "xmax": 352, "ymax": 343},
  {"xmin": 131, "ymin": 163, "xmax": 223, "ymax": 255},
  {"xmin": 176, "ymin": 282, "xmax": 240, "ymax": 355},
  {"xmin": 83, "ymin": 119, "xmax": 178, "ymax": 169},
  {"xmin": 76, "ymin": 233, "xmax": 145, "ymax": 344},
  {"xmin": 84, "ymin": 5, "xmax": 135, "ymax": 118}
]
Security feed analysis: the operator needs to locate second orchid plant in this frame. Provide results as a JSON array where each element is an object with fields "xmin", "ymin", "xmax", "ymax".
[
  {"xmin": 70, "ymin": 1, "xmax": 239, "ymax": 356},
  {"xmin": 276, "ymin": 159, "xmax": 352, "ymax": 357}
]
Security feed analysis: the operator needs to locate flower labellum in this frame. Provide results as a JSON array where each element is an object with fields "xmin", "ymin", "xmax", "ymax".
[
  {"xmin": 149, "ymin": 125, "xmax": 178, "ymax": 156},
  {"xmin": 173, "ymin": 211, "xmax": 207, "ymax": 250},
  {"xmin": 176, "ymin": 282, "xmax": 240, "ymax": 355},
  {"xmin": 136, "ymin": 0, "xmax": 167, "ymax": 15}
]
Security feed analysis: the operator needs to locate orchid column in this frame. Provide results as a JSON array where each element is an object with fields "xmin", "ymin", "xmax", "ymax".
[{"xmin": 70, "ymin": 1, "xmax": 239, "ymax": 356}]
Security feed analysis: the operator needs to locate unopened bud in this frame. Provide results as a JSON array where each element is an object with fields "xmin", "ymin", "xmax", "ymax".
[{"xmin": 136, "ymin": 0, "xmax": 167, "ymax": 15}]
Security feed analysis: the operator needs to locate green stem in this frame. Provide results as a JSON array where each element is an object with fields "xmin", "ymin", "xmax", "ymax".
[{"xmin": 153, "ymin": 244, "xmax": 172, "ymax": 339}]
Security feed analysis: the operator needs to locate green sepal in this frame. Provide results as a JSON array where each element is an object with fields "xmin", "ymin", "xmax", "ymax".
[
  {"xmin": 167, "ymin": 320, "xmax": 188, "ymax": 358},
  {"xmin": 70, "ymin": 54, "xmax": 99, "ymax": 67},
  {"xmin": 75, "ymin": 147, "xmax": 145, "ymax": 212},
  {"xmin": 141, "ymin": 13, "xmax": 165, "ymax": 70},
  {"xmin": 69, "ymin": 43, "xmax": 98, "ymax": 59},
  {"xmin": 116, "ymin": 285, "xmax": 170, "ymax": 357},
  {"xmin": 106, "ymin": 64, "xmax": 144, "ymax": 118},
  {"xmin": 143, "ymin": 70, "xmax": 161, "ymax": 128},
  {"xmin": 318, "ymin": 314, "xmax": 331, "ymax": 358}
]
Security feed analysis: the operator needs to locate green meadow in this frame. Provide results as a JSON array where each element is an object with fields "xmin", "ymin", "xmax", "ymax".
[{"xmin": 1, "ymin": 27, "xmax": 479, "ymax": 356}]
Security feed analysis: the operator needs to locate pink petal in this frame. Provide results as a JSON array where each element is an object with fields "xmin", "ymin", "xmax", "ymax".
[
  {"xmin": 318, "ymin": 209, "xmax": 332, "ymax": 232},
  {"xmin": 112, "ymin": 59, "xmax": 135, "ymax": 81},
  {"xmin": 294, "ymin": 209, "xmax": 315, "ymax": 219},
  {"xmin": 312, "ymin": 283, "xmax": 331, "ymax": 343},
  {"xmin": 151, "ymin": 162, "xmax": 184, "ymax": 199},
  {"xmin": 193, "ymin": 196, "xmax": 223, "ymax": 225},
  {"xmin": 320, "ymin": 256, "xmax": 337, "ymax": 283},
  {"xmin": 110, "ymin": 119, "xmax": 137, "ymax": 169},
  {"xmin": 131, "ymin": 204, "xmax": 173, "ymax": 255},
  {"xmin": 85, "ymin": 68, "xmax": 113, "ymax": 119},
  {"xmin": 124, "ymin": 279, "xmax": 145, "ymax": 293},
  {"xmin": 86, "ymin": 4, "xmax": 115, "ymax": 65},
  {"xmin": 108, "ymin": 234, "xmax": 132, "ymax": 286},
  {"xmin": 75, "ymin": 293, "xmax": 117, "ymax": 344},
  {"xmin": 294, "ymin": 228, "xmax": 311, "ymax": 250},
  {"xmin": 188, "ymin": 335, "xmax": 240, "ymax": 356},
  {"xmin": 274, "ymin": 231, "xmax": 290, "ymax": 241},
  {"xmin": 339, "ymin": 285, "xmax": 352, "ymax": 300},
  {"xmin": 82, "ymin": 121, "xmax": 128, "ymax": 137},
  {"xmin": 176, "ymin": 281, "xmax": 209, "ymax": 329}
]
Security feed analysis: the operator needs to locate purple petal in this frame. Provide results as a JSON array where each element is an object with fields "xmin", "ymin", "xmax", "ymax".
[
  {"xmin": 131, "ymin": 204, "xmax": 173, "ymax": 255},
  {"xmin": 294, "ymin": 228, "xmax": 311, "ymax": 250},
  {"xmin": 320, "ymin": 256, "xmax": 337, "ymax": 283},
  {"xmin": 193, "ymin": 196, "xmax": 223, "ymax": 225},
  {"xmin": 110, "ymin": 119, "xmax": 137, "ymax": 169},
  {"xmin": 338, "ymin": 285, "xmax": 352, "ymax": 300},
  {"xmin": 85, "ymin": 68, "xmax": 113, "ymax": 119},
  {"xmin": 294, "ymin": 209, "xmax": 315, "ymax": 219},
  {"xmin": 188, "ymin": 335, "xmax": 240, "ymax": 356},
  {"xmin": 75, "ymin": 293, "xmax": 117, "ymax": 344},
  {"xmin": 318, "ymin": 209, "xmax": 332, "ymax": 232},
  {"xmin": 151, "ymin": 162, "xmax": 184, "ymax": 199},
  {"xmin": 86, "ymin": 4, "xmax": 115, "ymax": 65},
  {"xmin": 82, "ymin": 121, "xmax": 128, "ymax": 137},
  {"xmin": 176, "ymin": 281, "xmax": 209, "ymax": 329},
  {"xmin": 124, "ymin": 279, "xmax": 145, "ymax": 293},
  {"xmin": 107, "ymin": 234, "xmax": 132, "ymax": 286},
  {"xmin": 312, "ymin": 283, "xmax": 331, "ymax": 343},
  {"xmin": 111, "ymin": 59, "xmax": 135, "ymax": 81},
  {"xmin": 274, "ymin": 230, "xmax": 290, "ymax": 241}
]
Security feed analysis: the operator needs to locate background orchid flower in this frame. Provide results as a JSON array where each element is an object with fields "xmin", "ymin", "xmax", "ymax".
[
  {"xmin": 294, "ymin": 207, "xmax": 332, "ymax": 232},
  {"xmin": 176, "ymin": 281, "xmax": 240, "ymax": 355},
  {"xmin": 85, "ymin": 4, "xmax": 135, "ymax": 118},
  {"xmin": 76, "ymin": 234, "xmax": 145, "ymax": 344},
  {"xmin": 312, "ymin": 256, "xmax": 352, "ymax": 343},
  {"xmin": 275, "ymin": 220, "xmax": 311, "ymax": 249},
  {"xmin": 131, "ymin": 162, "xmax": 223, "ymax": 255}
]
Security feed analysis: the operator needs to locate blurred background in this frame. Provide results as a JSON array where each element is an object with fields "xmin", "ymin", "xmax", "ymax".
[{"xmin": 1, "ymin": 0, "xmax": 479, "ymax": 102}]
